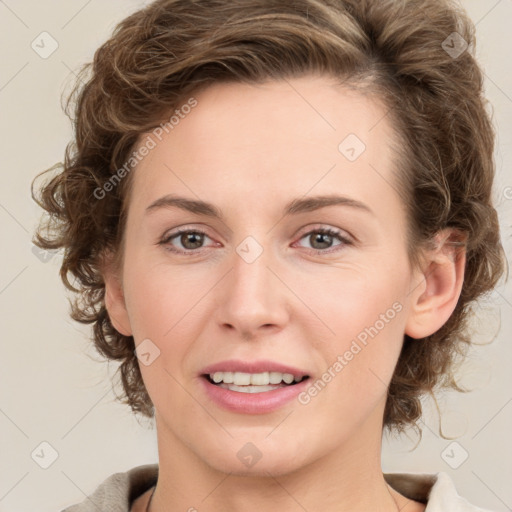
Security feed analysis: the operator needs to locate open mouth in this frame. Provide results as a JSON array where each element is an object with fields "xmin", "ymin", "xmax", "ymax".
[{"xmin": 202, "ymin": 372, "xmax": 310, "ymax": 394}]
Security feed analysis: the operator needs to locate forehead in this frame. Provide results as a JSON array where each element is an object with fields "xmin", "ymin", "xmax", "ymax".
[{"xmin": 129, "ymin": 76, "xmax": 403, "ymax": 217}]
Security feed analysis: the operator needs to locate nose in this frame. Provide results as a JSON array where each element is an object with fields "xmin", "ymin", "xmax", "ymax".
[{"xmin": 214, "ymin": 241, "xmax": 290, "ymax": 340}]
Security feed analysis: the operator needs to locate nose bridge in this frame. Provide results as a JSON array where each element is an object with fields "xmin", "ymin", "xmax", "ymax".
[
  {"xmin": 216, "ymin": 234, "xmax": 288, "ymax": 335},
  {"xmin": 234, "ymin": 238, "xmax": 271, "ymax": 297}
]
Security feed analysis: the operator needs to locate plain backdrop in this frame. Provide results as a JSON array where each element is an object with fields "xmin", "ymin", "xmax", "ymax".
[{"xmin": 0, "ymin": 1, "xmax": 511, "ymax": 511}]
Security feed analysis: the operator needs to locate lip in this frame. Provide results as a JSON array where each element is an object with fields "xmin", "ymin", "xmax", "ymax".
[
  {"xmin": 199, "ymin": 374, "xmax": 311, "ymax": 414},
  {"xmin": 199, "ymin": 359, "xmax": 309, "ymax": 378}
]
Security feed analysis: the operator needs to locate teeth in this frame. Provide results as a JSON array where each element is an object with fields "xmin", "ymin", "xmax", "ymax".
[
  {"xmin": 210, "ymin": 371, "xmax": 303, "ymax": 386},
  {"xmin": 218, "ymin": 383, "xmax": 282, "ymax": 393}
]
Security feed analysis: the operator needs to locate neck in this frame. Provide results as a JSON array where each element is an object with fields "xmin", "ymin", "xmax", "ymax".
[{"xmin": 148, "ymin": 412, "xmax": 404, "ymax": 512}]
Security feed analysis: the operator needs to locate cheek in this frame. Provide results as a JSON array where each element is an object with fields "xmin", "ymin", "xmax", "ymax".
[
  {"xmin": 121, "ymin": 260, "xmax": 215, "ymax": 398},
  {"xmin": 122, "ymin": 258, "xmax": 205, "ymax": 340},
  {"xmin": 295, "ymin": 265, "xmax": 406, "ymax": 348},
  {"xmin": 301, "ymin": 271, "xmax": 407, "ymax": 407},
  {"xmin": 121, "ymin": 263, "xmax": 202, "ymax": 406}
]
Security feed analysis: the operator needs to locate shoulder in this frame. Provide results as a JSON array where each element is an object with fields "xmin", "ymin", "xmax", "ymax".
[
  {"xmin": 61, "ymin": 464, "xmax": 158, "ymax": 512},
  {"xmin": 384, "ymin": 471, "xmax": 497, "ymax": 512}
]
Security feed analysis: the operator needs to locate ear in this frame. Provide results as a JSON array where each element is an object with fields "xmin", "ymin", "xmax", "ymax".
[
  {"xmin": 101, "ymin": 251, "xmax": 133, "ymax": 337},
  {"xmin": 405, "ymin": 229, "xmax": 466, "ymax": 339}
]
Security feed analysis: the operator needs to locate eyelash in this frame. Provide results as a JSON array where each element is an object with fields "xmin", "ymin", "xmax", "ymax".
[{"xmin": 159, "ymin": 226, "xmax": 352, "ymax": 256}]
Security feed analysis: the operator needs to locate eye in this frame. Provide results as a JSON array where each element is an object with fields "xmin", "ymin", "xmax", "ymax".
[
  {"xmin": 294, "ymin": 227, "xmax": 351, "ymax": 254},
  {"xmin": 160, "ymin": 228, "xmax": 215, "ymax": 254},
  {"xmin": 159, "ymin": 226, "xmax": 352, "ymax": 256}
]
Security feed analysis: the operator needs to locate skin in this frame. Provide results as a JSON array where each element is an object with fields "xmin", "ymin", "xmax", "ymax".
[{"xmin": 103, "ymin": 75, "xmax": 465, "ymax": 512}]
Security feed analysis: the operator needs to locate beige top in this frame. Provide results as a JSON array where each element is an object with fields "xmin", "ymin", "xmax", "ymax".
[{"xmin": 61, "ymin": 464, "xmax": 496, "ymax": 512}]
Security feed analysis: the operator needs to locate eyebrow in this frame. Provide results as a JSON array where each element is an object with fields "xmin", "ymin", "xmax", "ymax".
[{"xmin": 145, "ymin": 193, "xmax": 373, "ymax": 220}]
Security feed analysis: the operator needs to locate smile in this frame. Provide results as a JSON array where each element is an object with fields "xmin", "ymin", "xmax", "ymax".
[{"xmin": 200, "ymin": 371, "xmax": 311, "ymax": 414}]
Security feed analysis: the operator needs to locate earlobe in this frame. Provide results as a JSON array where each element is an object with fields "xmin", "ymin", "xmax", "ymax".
[
  {"xmin": 102, "ymin": 255, "xmax": 133, "ymax": 337},
  {"xmin": 405, "ymin": 229, "xmax": 466, "ymax": 340}
]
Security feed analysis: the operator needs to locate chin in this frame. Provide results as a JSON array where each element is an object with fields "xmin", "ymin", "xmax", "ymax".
[
  {"xmin": 194, "ymin": 431, "xmax": 315, "ymax": 478},
  {"xmin": 205, "ymin": 450, "xmax": 307, "ymax": 478}
]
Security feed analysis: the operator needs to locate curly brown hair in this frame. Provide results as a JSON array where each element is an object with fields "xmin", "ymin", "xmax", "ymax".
[{"xmin": 31, "ymin": 0, "xmax": 507, "ymax": 433}]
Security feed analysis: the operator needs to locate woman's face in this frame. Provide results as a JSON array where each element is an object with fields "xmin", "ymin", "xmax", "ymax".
[{"xmin": 109, "ymin": 75, "xmax": 424, "ymax": 475}]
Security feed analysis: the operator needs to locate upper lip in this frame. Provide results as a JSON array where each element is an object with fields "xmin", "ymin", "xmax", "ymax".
[{"xmin": 200, "ymin": 359, "xmax": 309, "ymax": 377}]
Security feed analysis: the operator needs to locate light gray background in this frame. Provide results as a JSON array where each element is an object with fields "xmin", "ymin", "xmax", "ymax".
[{"xmin": 0, "ymin": 1, "xmax": 511, "ymax": 511}]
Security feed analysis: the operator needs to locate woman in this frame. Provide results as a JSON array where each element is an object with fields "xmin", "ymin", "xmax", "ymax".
[{"xmin": 32, "ymin": 0, "xmax": 506, "ymax": 510}]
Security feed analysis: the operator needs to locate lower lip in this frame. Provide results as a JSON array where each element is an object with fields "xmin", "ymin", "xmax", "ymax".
[{"xmin": 200, "ymin": 376, "xmax": 311, "ymax": 414}]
